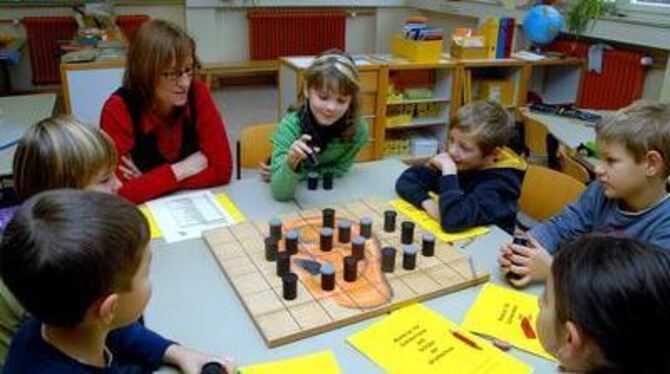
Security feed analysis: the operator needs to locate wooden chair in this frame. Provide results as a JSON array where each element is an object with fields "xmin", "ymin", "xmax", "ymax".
[
  {"xmin": 557, "ymin": 145, "xmax": 591, "ymax": 184},
  {"xmin": 519, "ymin": 163, "xmax": 586, "ymax": 223},
  {"xmin": 523, "ymin": 114, "xmax": 549, "ymax": 160},
  {"xmin": 236, "ymin": 122, "xmax": 275, "ymax": 180}
]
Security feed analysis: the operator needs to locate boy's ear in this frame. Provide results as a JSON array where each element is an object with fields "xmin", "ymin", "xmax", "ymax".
[
  {"xmin": 645, "ymin": 150, "xmax": 665, "ymax": 177},
  {"xmin": 97, "ymin": 294, "xmax": 119, "ymax": 326},
  {"xmin": 563, "ymin": 320, "xmax": 584, "ymax": 357}
]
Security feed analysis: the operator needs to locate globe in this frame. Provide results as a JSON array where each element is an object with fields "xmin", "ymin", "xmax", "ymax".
[{"xmin": 522, "ymin": 5, "xmax": 564, "ymax": 45}]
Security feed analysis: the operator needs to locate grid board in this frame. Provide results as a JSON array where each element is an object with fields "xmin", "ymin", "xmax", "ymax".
[{"xmin": 204, "ymin": 198, "xmax": 490, "ymax": 347}]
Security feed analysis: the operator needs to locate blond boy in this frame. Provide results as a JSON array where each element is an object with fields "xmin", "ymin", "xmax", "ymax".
[
  {"xmin": 395, "ymin": 100, "xmax": 526, "ymax": 234},
  {"xmin": 500, "ymin": 100, "xmax": 670, "ymax": 286}
]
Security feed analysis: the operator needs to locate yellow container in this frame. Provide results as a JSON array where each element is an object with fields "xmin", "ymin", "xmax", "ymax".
[
  {"xmin": 450, "ymin": 43, "xmax": 488, "ymax": 59},
  {"xmin": 478, "ymin": 79, "xmax": 514, "ymax": 107},
  {"xmin": 386, "ymin": 114, "xmax": 413, "ymax": 128},
  {"xmin": 392, "ymin": 34, "xmax": 443, "ymax": 63}
]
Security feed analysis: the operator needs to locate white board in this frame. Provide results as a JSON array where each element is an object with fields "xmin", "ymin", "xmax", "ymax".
[{"xmin": 65, "ymin": 67, "xmax": 125, "ymax": 127}]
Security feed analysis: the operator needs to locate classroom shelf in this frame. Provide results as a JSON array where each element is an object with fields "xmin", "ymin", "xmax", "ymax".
[
  {"xmin": 278, "ymin": 55, "xmax": 584, "ymax": 161},
  {"xmin": 387, "ymin": 97, "xmax": 450, "ymax": 105},
  {"xmin": 386, "ymin": 118, "xmax": 448, "ymax": 130}
]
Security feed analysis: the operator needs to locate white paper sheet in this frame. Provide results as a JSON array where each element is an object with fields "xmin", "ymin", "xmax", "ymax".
[{"xmin": 146, "ymin": 190, "xmax": 235, "ymax": 243}]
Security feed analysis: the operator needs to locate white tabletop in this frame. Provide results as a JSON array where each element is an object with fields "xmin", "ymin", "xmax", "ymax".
[
  {"xmin": 523, "ymin": 110, "xmax": 596, "ymax": 150},
  {"xmin": 0, "ymin": 93, "xmax": 57, "ymax": 175},
  {"xmin": 145, "ymin": 159, "xmax": 555, "ymax": 373}
]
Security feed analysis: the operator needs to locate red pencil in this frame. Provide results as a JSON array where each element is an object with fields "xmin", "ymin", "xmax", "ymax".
[{"xmin": 450, "ymin": 329, "xmax": 482, "ymax": 350}]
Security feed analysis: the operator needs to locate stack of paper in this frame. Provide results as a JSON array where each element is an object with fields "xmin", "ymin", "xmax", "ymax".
[{"xmin": 348, "ymin": 303, "xmax": 531, "ymax": 373}]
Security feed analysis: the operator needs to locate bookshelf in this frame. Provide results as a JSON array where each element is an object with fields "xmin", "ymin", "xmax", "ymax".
[
  {"xmin": 523, "ymin": 57, "xmax": 585, "ymax": 105},
  {"xmin": 457, "ymin": 58, "xmax": 527, "ymax": 117},
  {"xmin": 380, "ymin": 59, "xmax": 458, "ymax": 161},
  {"xmin": 278, "ymin": 56, "xmax": 384, "ymax": 162},
  {"xmin": 277, "ymin": 55, "xmax": 585, "ymax": 163}
]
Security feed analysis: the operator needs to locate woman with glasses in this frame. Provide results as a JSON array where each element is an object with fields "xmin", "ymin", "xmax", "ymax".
[{"xmin": 100, "ymin": 19, "xmax": 232, "ymax": 204}]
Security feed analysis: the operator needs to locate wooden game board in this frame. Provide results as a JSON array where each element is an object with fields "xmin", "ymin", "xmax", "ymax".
[{"xmin": 203, "ymin": 198, "xmax": 490, "ymax": 347}]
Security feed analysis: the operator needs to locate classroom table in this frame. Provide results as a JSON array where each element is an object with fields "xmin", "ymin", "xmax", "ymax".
[
  {"xmin": 521, "ymin": 108, "xmax": 600, "ymax": 170},
  {"xmin": 145, "ymin": 159, "xmax": 554, "ymax": 373},
  {"xmin": 0, "ymin": 93, "xmax": 57, "ymax": 175}
]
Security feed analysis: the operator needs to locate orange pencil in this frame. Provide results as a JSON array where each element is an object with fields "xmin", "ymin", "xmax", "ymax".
[{"xmin": 450, "ymin": 329, "xmax": 482, "ymax": 350}]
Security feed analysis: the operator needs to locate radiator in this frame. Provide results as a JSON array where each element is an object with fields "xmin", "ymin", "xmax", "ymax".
[
  {"xmin": 23, "ymin": 17, "xmax": 77, "ymax": 85},
  {"xmin": 248, "ymin": 9, "xmax": 346, "ymax": 60},
  {"xmin": 549, "ymin": 40, "xmax": 647, "ymax": 110},
  {"xmin": 116, "ymin": 15, "xmax": 150, "ymax": 45}
]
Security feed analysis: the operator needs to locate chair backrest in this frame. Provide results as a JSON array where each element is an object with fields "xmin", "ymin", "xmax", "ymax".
[
  {"xmin": 558, "ymin": 146, "xmax": 591, "ymax": 184},
  {"xmin": 523, "ymin": 115, "xmax": 549, "ymax": 158},
  {"xmin": 519, "ymin": 163, "xmax": 586, "ymax": 221},
  {"xmin": 236, "ymin": 122, "xmax": 275, "ymax": 178}
]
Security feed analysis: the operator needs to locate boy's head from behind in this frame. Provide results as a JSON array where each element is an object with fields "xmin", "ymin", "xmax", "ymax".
[
  {"xmin": 13, "ymin": 115, "xmax": 120, "ymax": 201},
  {"xmin": 537, "ymin": 235, "xmax": 670, "ymax": 373},
  {"xmin": 449, "ymin": 101, "xmax": 514, "ymax": 170},
  {"xmin": 595, "ymin": 100, "xmax": 670, "ymax": 201},
  {"xmin": 0, "ymin": 190, "xmax": 151, "ymax": 329}
]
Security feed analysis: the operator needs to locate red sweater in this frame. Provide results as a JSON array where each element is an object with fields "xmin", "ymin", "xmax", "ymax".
[{"xmin": 101, "ymin": 80, "xmax": 232, "ymax": 204}]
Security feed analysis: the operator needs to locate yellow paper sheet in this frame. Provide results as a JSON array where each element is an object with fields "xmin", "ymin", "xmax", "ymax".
[
  {"xmin": 139, "ymin": 206, "xmax": 162, "ymax": 239},
  {"xmin": 389, "ymin": 199, "xmax": 490, "ymax": 242},
  {"xmin": 240, "ymin": 350, "xmax": 340, "ymax": 374},
  {"xmin": 140, "ymin": 192, "xmax": 246, "ymax": 240},
  {"xmin": 348, "ymin": 303, "xmax": 531, "ymax": 374},
  {"xmin": 462, "ymin": 283, "xmax": 556, "ymax": 361}
]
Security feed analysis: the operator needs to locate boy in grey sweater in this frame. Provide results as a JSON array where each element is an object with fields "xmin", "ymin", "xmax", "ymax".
[{"xmin": 499, "ymin": 100, "xmax": 670, "ymax": 287}]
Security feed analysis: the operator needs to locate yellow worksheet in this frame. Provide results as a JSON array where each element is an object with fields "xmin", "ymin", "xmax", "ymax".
[
  {"xmin": 348, "ymin": 303, "xmax": 531, "ymax": 373},
  {"xmin": 462, "ymin": 283, "xmax": 556, "ymax": 361},
  {"xmin": 241, "ymin": 350, "xmax": 340, "ymax": 374}
]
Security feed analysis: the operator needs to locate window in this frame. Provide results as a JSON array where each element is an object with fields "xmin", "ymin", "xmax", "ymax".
[{"xmin": 616, "ymin": 0, "xmax": 670, "ymax": 15}]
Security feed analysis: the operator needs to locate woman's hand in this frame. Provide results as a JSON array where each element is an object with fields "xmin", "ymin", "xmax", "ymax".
[
  {"xmin": 287, "ymin": 134, "xmax": 319, "ymax": 171},
  {"xmin": 119, "ymin": 156, "xmax": 143, "ymax": 181},
  {"xmin": 171, "ymin": 151, "xmax": 208, "ymax": 182}
]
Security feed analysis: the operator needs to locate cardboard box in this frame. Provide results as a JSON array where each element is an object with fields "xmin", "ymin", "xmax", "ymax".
[
  {"xmin": 392, "ymin": 34, "xmax": 442, "ymax": 63},
  {"xmin": 450, "ymin": 36, "xmax": 487, "ymax": 60}
]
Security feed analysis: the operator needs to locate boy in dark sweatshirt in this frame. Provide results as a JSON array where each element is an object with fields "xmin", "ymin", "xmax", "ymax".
[{"xmin": 395, "ymin": 100, "xmax": 526, "ymax": 234}]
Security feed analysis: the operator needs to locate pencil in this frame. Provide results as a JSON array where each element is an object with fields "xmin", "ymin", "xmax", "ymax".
[{"xmin": 450, "ymin": 329, "xmax": 482, "ymax": 350}]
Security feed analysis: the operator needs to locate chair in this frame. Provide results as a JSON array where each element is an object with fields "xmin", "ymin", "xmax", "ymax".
[
  {"xmin": 236, "ymin": 122, "xmax": 275, "ymax": 180},
  {"xmin": 518, "ymin": 163, "xmax": 586, "ymax": 223},
  {"xmin": 523, "ymin": 114, "xmax": 549, "ymax": 162},
  {"xmin": 557, "ymin": 145, "xmax": 591, "ymax": 184}
]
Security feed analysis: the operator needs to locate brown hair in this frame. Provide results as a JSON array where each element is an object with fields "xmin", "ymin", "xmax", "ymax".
[
  {"xmin": 452, "ymin": 100, "xmax": 514, "ymax": 155},
  {"xmin": 298, "ymin": 48, "xmax": 361, "ymax": 141},
  {"xmin": 123, "ymin": 19, "xmax": 200, "ymax": 111},
  {"xmin": 552, "ymin": 235, "xmax": 670, "ymax": 373},
  {"xmin": 13, "ymin": 115, "xmax": 117, "ymax": 201},
  {"xmin": 596, "ymin": 100, "xmax": 670, "ymax": 176},
  {"xmin": 0, "ymin": 190, "xmax": 149, "ymax": 327}
]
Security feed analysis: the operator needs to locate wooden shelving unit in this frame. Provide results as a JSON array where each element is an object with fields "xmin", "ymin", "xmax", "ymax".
[{"xmin": 277, "ymin": 55, "xmax": 585, "ymax": 162}]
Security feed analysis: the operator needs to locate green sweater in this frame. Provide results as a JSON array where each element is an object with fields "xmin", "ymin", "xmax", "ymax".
[{"xmin": 270, "ymin": 112, "xmax": 369, "ymax": 201}]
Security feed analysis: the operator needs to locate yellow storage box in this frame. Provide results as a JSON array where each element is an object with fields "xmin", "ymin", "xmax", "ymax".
[{"xmin": 391, "ymin": 34, "xmax": 443, "ymax": 63}]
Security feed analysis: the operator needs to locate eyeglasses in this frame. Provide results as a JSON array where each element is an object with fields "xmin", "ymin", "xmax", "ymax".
[{"xmin": 161, "ymin": 65, "xmax": 195, "ymax": 83}]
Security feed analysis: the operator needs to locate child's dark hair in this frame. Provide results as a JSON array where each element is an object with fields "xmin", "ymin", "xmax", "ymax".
[
  {"xmin": 552, "ymin": 235, "xmax": 670, "ymax": 373},
  {"xmin": 294, "ymin": 48, "xmax": 361, "ymax": 144},
  {"xmin": 0, "ymin": 189, "xmax": 150, "ymax": 328}
]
